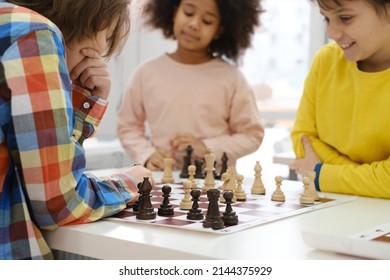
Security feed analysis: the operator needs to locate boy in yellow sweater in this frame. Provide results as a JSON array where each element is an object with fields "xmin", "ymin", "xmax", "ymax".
[{"xmin": 290, "ymin": 0, "xmax": 390, "ymax": 199}]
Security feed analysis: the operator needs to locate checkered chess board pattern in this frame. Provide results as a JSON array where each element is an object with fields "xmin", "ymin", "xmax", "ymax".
[{"xmin": 107, "ymin": 181, "xmax": 355, "ymax": 234}]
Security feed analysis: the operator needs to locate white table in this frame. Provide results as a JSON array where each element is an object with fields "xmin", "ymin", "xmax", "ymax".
[{"xmin": 43, "ymin": 170, "xmax": 390, "ymax": 260}]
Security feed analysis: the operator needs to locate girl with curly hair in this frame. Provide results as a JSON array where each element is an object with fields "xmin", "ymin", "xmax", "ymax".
[{"xmin": 118, "ymin": 0, "xmax": 265, "ymax": 171}]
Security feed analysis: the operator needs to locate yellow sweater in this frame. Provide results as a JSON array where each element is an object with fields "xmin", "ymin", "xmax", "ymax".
[{"xmin": 291, "ymin": 43, "xmax": 390, "ymax": 199}]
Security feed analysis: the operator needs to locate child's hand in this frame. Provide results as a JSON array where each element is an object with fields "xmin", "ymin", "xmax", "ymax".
[
  {"xmin": 123, "ymin": 164, "xmax": 156, "ymax": 188},
  {"xmin": 70, "ymin": 48, "xmax": 111, "ymax": 100},
  {"xmin": 145, "ymin": 148, "xmax": 171, "ymax": 171},
  {"xmin": 171, "ymin": 132, "xmax": 207, "ymax": 158},
  {"xmin": 289, "ymin": 135, "xmax": 322, "ymax": 175}
]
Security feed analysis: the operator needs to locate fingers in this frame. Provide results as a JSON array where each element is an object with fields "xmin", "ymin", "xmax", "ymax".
[
  {"xmin": 171, "ymin": 133, "xmax": 191, "ymax": 150},
  {"xmin": 81, "ymin": 47, "xmax": 101, "ymax": 58},
  {"xmin": 69, "ymin": 48, "xmax": 111, "ymax": 100}
]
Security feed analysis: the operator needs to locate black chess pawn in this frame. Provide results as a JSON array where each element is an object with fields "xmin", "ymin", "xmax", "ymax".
[
  {"xmin": 194, "ymin": 159, "xmax": 205, "ymax": 179},
  {"xmin": 203, "ymin": 189, "xmax": 224, "ymax": 230},
  {"xmin": 220, "ymin": 152, "xmax": 228, "ymax": 178},
  {"xmin": 222, "ymin": 191, "xmax": 238, "ymax": 226},
  {"xmin": 158, "ymin": 185, "xmax": 174, "ymax": 216},
  {"xmin": 180, "ymin": 145, "xmax": 193, "ymax": 178},
  {"xmin": 136, "ymin": 177, "xmax": 156, "ymax": 220},
  {"xmin": 187, "ymin": 189, "xmax": 204, "ymax": 220}
]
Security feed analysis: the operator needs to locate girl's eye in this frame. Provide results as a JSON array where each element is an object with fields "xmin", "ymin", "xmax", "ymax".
[
  {"xmin": 322, "ymin": 16, "xmax": 329, "ymax": 23},
  {"xmin": 184, "ymin": 11, "xmax": 193, "ymax": 17}
]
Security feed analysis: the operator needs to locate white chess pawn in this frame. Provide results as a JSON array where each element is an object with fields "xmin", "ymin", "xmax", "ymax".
[
  {"xmin": 305, "ymin": 171, "xmax": 319, "ymax": 201},
  {"xmin": 188, "ymin": 165, "xmax": 197, "ymax": 189},
  {"xmin": 251, "ymin": 161, "xmax": 266, "ymax": 195},
  {"xmin": 234, "ymin": 174, "xmax": 246, "ymax": 201},
  {"xmin": 180, "ymin": 180, "xmax": 193, "ymax": 210},
  {"xmin": 271, "ymin": 176, "xmax": 285, "ymax": 202},
  {"xmin": 161, "ymin": 158, "xmax": 175, "ymax": 183},
  {"xmin": 299, "ymin": 176, "xmax": 315, "ymax": 204}
]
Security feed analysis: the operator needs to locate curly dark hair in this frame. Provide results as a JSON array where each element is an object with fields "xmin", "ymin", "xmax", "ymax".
[{"xmin": 144, "ymin": 0, "xmax": 264, "ymax": 64}]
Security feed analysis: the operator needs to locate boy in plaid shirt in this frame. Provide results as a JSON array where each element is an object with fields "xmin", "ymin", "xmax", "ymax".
[{"xmin": 0, "ymin": 0, "xmax": 153, "ymax": 259}]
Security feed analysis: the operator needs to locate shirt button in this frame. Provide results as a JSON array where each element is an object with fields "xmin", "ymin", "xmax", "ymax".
[{"xmin": 83, "ymin": 102, "xmax": 91, "ymax": 109}]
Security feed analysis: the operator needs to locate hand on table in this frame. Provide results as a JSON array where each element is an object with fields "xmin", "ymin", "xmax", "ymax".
[
  {"xmin": 171, "ymin": 132, "xmax": 207, "ymax": 158},
  {"xmin": 123, "ymin": 164, "xmax": 156, "ymax": 188},
  {"xmin": 145, "ymin": 148, "xmax": 172, "ymax": 171},
  {"xmin": 289, "ymin": 135, "xmax": 322, "ymax": 175}
]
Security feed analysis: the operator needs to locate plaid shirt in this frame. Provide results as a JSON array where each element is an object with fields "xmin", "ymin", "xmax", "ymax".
[{"xmin": 0, "ymin": 2, "xmax": 138, "ymax": 259}]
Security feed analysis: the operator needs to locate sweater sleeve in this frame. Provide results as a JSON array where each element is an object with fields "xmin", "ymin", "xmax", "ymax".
[
  {"xmin": 291, "ymin": 50, "xmax": 358, "ymax": 166},
  {"xmin": 319, "ymin": 160, "xmax": 390, "ymax": 199},
  {"xmin": 203, "ymin": 70, "xmax": 264, "ymax": 164}
]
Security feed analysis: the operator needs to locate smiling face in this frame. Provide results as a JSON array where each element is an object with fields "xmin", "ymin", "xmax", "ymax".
[
  {"xmin": 172, "ymin": 0, "xmax": 222, "ymax": 62},
  {"xmin": 319, "ymin": 0, "xmax": 390, "ymax": 71}
]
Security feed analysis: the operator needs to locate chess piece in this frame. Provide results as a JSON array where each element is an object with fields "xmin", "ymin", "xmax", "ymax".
[
  {"xmin": 300, "ymin": 176, "xmax": 315, "ymax": 204},
  {"xmin": 305, "ymin": 170, "xmax": 320, "ymax": 201},
  {"xmin": 212, "ymin": 160, "xmax": 220, "ymax": 180},
  {"xmin": 161, "ymin": 158, "xmax": 175, "ymax": 183},
  {"xmin": 180, "ymin": 180, "xmax": 193, "ymax": 210},
  {"xmin": 220, "ymin": 167, "xmax": 237, "ymax": 202},
  {"xmin": 158, "ymin": 185, "xmax": 174, "ymax": 216},
  {"xmin": 132, "ymin": 182, "xmax": 142, "ymax": 212},
  {"xmin": 203, "ymin": 148, "xmax": 216, "ymax": 192},
  {"xmin": 219, "ymin": 152, "xmax": 228, "ymax": 178},
  {"xmin": 194, "ymin": 159, "xmax": 205, "ymax": 179},
  {"xmin": 136, "ymin": 177, "xmax": 156, "ymax": 220},
  {"xmin": 180, "ymin": 145, "xmax": 193, "ymax": 178},
  {"xmin": 222, "ymin": 191, "xmax": 238, "ymax": 226},
  {"xmin": 187, "ymin": 189, "xmax": 204, "ymax": 220},
  {"xmin": 251, "ymin": 161, "xmax": 266, "ymax": 195},
  {"xmin": 235, "ymin": 174, "xmax": 246, "ymax": 201},
  {"xmin": 187, "ymin": 164, "xmax": 197, "ymax": 189},
  {"xmin": 271, "ymin": 176, "xmax": 285, "ymax": 202},
  {"xmin": 203, "ymin": 189, "xmax": 224, "ymax": 230}
]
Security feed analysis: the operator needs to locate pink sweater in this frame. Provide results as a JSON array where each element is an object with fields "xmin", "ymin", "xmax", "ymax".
[{"xmin": 117, "ymin": 54, "xmax": 264, "ymax": 168}]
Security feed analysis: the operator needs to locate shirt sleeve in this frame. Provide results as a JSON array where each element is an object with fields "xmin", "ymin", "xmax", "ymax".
[
  {"xmin": 291, "ymin": 52, "xmax": 357, "ymax": 166},
  {"xmin": 3, "ymin": 29, "xmax": 139, "ymax": 230},
  {"xmin": 71, "ymin": 84, "xmax": 108, "ymax": 144}
]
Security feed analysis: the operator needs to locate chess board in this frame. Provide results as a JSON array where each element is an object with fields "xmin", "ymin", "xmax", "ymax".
[{"xmin": 106, "ymin": 180, "xmax": 355, "ymax": 234}]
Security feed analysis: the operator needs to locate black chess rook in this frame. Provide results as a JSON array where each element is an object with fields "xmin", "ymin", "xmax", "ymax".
[{"xmin": 203, "ymin": 189, "xmax": 224, "ymax": 230}]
